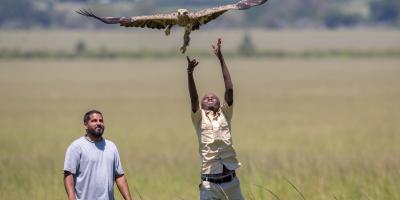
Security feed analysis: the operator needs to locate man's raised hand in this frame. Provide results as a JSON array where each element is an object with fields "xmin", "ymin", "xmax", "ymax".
[
  {"xmin": 212, "ymin": 38, "xmax": 223, "ymax": 58},
  {"xmin": 187, "ymin": 56, "xmax": 199, "ymax": 74}
]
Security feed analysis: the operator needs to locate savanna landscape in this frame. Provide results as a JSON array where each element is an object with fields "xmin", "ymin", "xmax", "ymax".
[{"xmin": 0, "ymin": 29, "xmax": 399, "ymax": 199}]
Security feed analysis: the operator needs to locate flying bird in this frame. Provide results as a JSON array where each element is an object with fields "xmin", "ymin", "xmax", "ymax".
[{"xmin": 77, "ymin": 0, "xmax": 268, "ymax": 54}]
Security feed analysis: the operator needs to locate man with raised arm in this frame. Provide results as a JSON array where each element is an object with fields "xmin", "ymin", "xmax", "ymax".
[{"xmin": 187, "ymin": 38, "xmax": 244, "ymax": 200}]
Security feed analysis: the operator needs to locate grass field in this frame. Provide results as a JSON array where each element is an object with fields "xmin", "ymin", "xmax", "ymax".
[{"xmin": 0, "ymin": 57, "xmax": 399, "ymax": 199}]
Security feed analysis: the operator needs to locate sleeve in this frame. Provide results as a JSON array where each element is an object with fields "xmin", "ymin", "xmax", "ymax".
[
  {"xmin": 114, "ymin": 147, "xmax": 125, "ymax": 177},
  {"xmin": 63, "ymin": 143, "xmax": 80, "ymax": 174},
  {"xmin": 221, "ymin": 102, "xmax": 233, "ymax": 121},
  {"xmin": 191, "ymin": 109, "xmax": 202, "ymax": 128}
]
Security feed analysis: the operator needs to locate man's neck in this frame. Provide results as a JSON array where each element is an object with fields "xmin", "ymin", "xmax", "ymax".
[
  {"xmin": 85, "ymin": 134, "xmax": 102, "ymax": 142},
  {"xmin": 203, "ymin": 106, "xmax": 219, "ymax": 113},
  {"xmin": 208, "ymin": 109, "xmax": 219, "ymax": 114}
]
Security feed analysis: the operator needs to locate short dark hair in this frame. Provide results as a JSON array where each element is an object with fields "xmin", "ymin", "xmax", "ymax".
[{"xmin": 83, "ymin": 110, "xmax": 103, "ymax": 124}]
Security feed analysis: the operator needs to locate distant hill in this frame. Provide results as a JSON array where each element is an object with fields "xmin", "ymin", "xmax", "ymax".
[{"xmin": 0, "ymin": 0, "xmax": 398, "ymax": 29}]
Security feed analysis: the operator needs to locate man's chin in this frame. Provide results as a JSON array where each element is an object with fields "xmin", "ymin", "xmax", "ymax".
[
  {"xmin": 94, "ymin": 131, "xmax": 104, "ymax": 137},
  {"xmin": 88, "ymin": 130, "xmax": 104, "ymax": 138}
]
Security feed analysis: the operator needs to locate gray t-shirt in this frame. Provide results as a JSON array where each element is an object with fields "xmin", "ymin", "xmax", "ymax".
[{"xmin": 64, "ymin": 136, "xmax": 125, "ymax": 200}]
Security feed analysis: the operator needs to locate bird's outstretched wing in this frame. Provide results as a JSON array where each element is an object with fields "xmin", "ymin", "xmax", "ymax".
[
  {"xmin": 189, "ymin": 0, "xmax": 268, "ymax": 30},
  {"xmin": 76, "ymin": 9, "xmax": 178, "ymax": 29}
]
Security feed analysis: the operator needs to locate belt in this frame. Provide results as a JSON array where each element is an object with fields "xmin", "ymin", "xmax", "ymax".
[{"xmin": 201, "ymin": 172, "xmax": 236, "ymax": 184}]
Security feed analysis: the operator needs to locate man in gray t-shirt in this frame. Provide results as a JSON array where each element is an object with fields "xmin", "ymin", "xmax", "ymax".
[{"xmin": 63, "ymin": 110, "xmax": 132, "ymax": 200}]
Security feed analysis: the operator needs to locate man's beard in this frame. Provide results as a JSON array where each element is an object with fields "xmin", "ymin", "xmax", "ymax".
[{"xmin": 87, "ymin": 126, "xmax": 104, "ymax": 138}]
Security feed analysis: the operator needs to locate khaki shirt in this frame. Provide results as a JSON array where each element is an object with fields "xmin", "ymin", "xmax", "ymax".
[{"xmin": 191, "ymin": 102, "xmax": 241, "ymax": 174}]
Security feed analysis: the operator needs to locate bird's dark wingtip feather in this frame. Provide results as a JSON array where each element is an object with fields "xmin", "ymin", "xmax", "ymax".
[
  {"xmin": 76, "ymin": 9, "xmax": 98, "ymax": 18},
  {"xmin": 236, "ymin": 0, "xmax": 268, "ymax": 10},
  {"xmin": 75, "ymin": 8, "xmax": 119, "ymax": 24}
]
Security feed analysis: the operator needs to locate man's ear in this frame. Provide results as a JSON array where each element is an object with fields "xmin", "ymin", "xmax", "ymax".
[{"xmin": 83, "ymin": 122, "xmax": 88, "ymax": 129}]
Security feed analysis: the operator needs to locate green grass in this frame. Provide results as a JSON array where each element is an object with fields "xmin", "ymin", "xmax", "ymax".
[{"xmin": 0, "ymin": 58, "xmax": 399, "ymax": 199}]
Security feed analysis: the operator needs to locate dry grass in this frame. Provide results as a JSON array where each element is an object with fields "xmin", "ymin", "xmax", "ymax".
[{"xmin": 0, "ymin": 57, "xmax": 399, "ymax": 199}]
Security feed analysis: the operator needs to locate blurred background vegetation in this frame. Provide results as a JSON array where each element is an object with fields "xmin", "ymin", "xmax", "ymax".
[
  {"xmin": 0, "ymin": 0, "xmax": 399, "ymax": 59},
  {"xmin": 0, "ymin": 0, "xmax": 399, "ymax": 29}
]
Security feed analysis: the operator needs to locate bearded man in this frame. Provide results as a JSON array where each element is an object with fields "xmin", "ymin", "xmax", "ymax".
[{"xmin": 63, "ymin": 110, "xmax": 132, "ymax": 200}]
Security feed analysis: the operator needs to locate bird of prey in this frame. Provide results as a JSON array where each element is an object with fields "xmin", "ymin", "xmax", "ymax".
[{"xmin": 77, "ymin": 0, "xmax": 268, "ymax": 54}]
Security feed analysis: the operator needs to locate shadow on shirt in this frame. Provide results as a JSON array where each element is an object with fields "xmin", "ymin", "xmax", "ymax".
[{"xmin": 94, "ymin": 139, "xmax": 106, "ymax": 151}]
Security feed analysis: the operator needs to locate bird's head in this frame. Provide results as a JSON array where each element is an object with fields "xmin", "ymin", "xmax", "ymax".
[{"xmin": 177, "ymin": 9, "xmax": 189, "ymax": 16}]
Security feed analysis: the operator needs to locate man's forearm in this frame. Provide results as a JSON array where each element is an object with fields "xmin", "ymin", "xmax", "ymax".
[
  {"xmin": 116, "ymin": 175, "xmax": 133, "ymax": 200},
  {"xmin": 64, "ymin": 173, "xmax": 76, "ymax": 200},
  {"xmin": 218, "ymin": 54, "xmax": 233, "ymax": 105},
  {"xmin": 219, "ymin": 55, "xmax": 233, "ymax": 90},
  {"xmin": 188, "ymin": 72, "xmax": 199, "ymax": 112}
]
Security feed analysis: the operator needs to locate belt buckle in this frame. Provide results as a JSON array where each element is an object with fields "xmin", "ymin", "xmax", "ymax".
[{"xmin": 201, "ymin": 172, "xmax": 235, "ymax": 184}]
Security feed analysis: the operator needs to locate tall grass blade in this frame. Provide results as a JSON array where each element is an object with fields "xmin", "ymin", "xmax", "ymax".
[
  {"xmin": 284, "ymin": 177, "xmax": 306, "ymax": 200},
  {"xmin": 131, "ymin": 183, "xmax": 144, "ymax": 200},
  {"xmin": 254, "ymin": 184, "xmax": 281, "ymax": 200},
  {"xmin": 333, "ymin": 195, "xmax": 339, "ymax": 200}
]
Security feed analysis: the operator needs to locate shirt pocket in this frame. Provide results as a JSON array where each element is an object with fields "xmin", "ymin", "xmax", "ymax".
[
  {"xmin": 219, "ymin": 121, "xmax": 231, "ymax": 141},
  {"xmin": 200, "ymin": 123, "xmax": 214, "ymax": 143}
]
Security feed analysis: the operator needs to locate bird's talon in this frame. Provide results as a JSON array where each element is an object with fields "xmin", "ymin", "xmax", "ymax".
[{"xmin": 165, "ymin": 29, "xmax": 170, "ymax": 36}]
